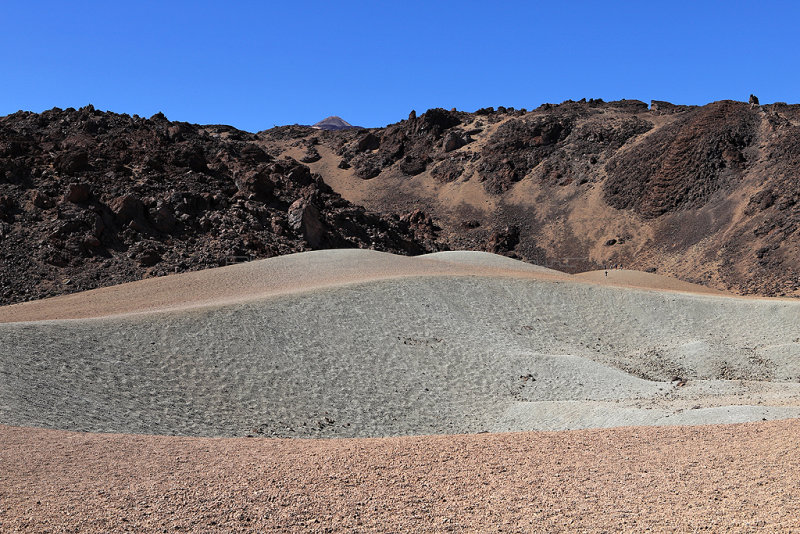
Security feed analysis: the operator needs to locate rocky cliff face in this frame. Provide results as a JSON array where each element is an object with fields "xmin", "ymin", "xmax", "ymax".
[
  {"xmin": 0, "ymin": 106, "xmax": 439, "ymax": 305},
  {"xmin": 260, "ymin": 99, "xmax": 800, "ymax": 297}
]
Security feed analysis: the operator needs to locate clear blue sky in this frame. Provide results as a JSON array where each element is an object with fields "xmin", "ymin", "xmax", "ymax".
[{"xmin": 2, "ymin": 1, "xmax": 798, "ymax": 131}]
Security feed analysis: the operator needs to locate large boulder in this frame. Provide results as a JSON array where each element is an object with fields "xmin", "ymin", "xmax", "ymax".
[
  {"xmin": 109, "ymin": 194, "xmax": 146, "ymax": 225},
  {"xmin": 399, "ymin": 156, "xmax": 427, "ymax": 176},
  {"xmin": 64, "ymin": 183, "xmax": 91, "ymax": 204},
  {"xmin": 443, "ymin": 131, "xmax": 466, "ymax": 152},
  {"xmin": 54, "ymin": 150, "xmax": 90, "ymax": 175},
  {"xmin": 288, "ymin": 199, "xmax": 326, "ymax": 248},
  {"xmin": 356, "ymin": 133, "xmax": 380, "ymax": 152},
  {"xmin": 235, "ymin": 169, "xmax": 275, "ymax": 199}
]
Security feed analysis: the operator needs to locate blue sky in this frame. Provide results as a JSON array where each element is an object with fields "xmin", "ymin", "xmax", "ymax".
[{"xmin": 2, "ymin": 1, "xmax": 799, "ymax": 131}]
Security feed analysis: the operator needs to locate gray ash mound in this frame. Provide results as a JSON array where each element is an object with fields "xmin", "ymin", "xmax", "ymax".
[
  {"xmin": 0, "ymin": 106, "xmax": 438, "ymax": 305},
  {"xmin": 2, "ymin": 251, "xmax": 799, "ymax": 438}
]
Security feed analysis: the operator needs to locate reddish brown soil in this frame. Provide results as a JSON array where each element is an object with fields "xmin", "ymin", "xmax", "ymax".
[{"xmin": 2, "ymin": 420, "xmax": 799, "ymax": 532}]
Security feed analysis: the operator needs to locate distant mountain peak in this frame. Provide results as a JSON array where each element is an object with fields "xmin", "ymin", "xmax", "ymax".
[{"xmin": 312, "ymin": 116, "xmax": 359, "ymax": 130}]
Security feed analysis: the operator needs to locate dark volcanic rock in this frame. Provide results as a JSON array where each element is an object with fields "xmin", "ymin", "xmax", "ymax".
[
  {"xmin": 300, "ymin": 145, "xmax": 321, "ymax": 163},
  {"xmin": 54, "ymin": 150, "xmax": 90, "ymax": 175},
  {"xmin": 64, "ymin": 183, "xmax": 91, "ymax": 204},
  {"xmin": 256, "ymin": 98, "xmax": 800, "ymax": 298},
  {"xmin": 356, "ymin": 133, "xmax": 380, "ymax": 152},
  {"xmin": 650, "ymin": 100, "xmax": 695, "ymax": 115},
  {"xmin": 399, "ymin": 156, "xmax": 428, "ymax": 176},
  {"xmin": 338, "ymin": 108, "xmax": 466, "ymax": 180},
  {"xmin": 288, "ymin": 199, "xmax": 326, "ymax": 248},
  {"xmin": 486, "ymin": 226, "xmax": 520, "ymax": 255},
  {"xmin": 235, "ymin": 169, "xmax": 275, "ymax": 200},
  {"xmin": 109, "ymin": 194, "xmax": 146, "ymax": 225},
  {"xmin": 443, "ymin": 131, "xmax": 466, "ymax": 152},
  {"xmin": 604, "ymin": 101, "xmax": 758, "ymax": 217},
  {"xmin": 0, "ymin": 107, "xmax": 439, "ymax": 305},
  {"xmin": 479, "ymin": 116, "xmax": 573, "ymax": 193}
]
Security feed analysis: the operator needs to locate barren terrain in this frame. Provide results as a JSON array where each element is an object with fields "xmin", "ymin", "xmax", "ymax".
[
  {"xmin": 262, "ymin": 100, "xmax": 800, "ymax": 297},
  {"xmin": 2, "ymin": 250, "xmax": 800, "ymax": 530},
  {"xmin": 3, "ymin": 107, "xmax": 800, "ymax": 530},
  {"xmin": 3, "ymin": 421, "xmax": 800, "ymax": 532}
]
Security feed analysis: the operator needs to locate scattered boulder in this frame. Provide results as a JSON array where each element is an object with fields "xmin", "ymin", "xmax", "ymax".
[
  {"xmin": 356, "ymin": 133, "xmax": 380, "ymax": 153},
  {"xmin": 443, "ymin": 131, "xmax": 466, "ymax": 152},
  {"xmin": 431, "ymin": 159, "xmax": 465, "ymax": 183},
  {"xmin": 129, "ymin": 240, "xmax": 163, "ymax": 266},
  {"xmin": 486, "ymin": 226, "xmax": 520, "ymax": 254},
  {"xmin": 64, "ymin": 183, "xmax": 91, "ymax": 204},
  {"xmin": 54, "ymin": 150, "xmax": 90, "ymax": 175},
  {"xmin": 238, "ymin": 143, "xmax": 272, "ymax": 163},
  {"xmin": 300, "ymin": 146, "xmax": 321, "ymax": 163},
  {"xmin": 235, "ymin": 169, "xmax": 275, "ymax": 199},
  {"xmin": 399, "ymin": 156, "xmax": 427, "ymax": 176},
  {"xmin": 288, "ymin": 199, "xmax": 327, "ymax": 248},
  {"xmin": 172, "ymin": 144, "xmax": 207, "ymax": 172},
  {"xmin": 0, "ymin": 195, "xmax": 15, "ymax": 221},
  {"xmin": 151, "ymin": 203, "xmax": 177, "ymax": 233},
  {"xmin": 109, "ymin": 194, "xmax": 146, "ymax": 225},
  {"xmin": 32, "ymin": 191, "xmax": 54, "ymax": 209}
]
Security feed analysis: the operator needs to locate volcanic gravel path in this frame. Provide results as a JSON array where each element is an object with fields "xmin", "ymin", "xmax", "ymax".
[{"xmin": 2, "ymin": 421, "xmax": 799, "ymax": 532}]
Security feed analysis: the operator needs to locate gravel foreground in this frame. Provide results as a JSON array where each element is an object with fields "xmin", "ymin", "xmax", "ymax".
[{"xmin": 2, "ymin": 421, "xmax": 799, "ymax": 532}]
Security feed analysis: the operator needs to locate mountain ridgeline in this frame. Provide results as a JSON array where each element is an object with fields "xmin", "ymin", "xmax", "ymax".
[{"xmin": 1, "ymin": 98, "xmax": 799, "ymax": 304}]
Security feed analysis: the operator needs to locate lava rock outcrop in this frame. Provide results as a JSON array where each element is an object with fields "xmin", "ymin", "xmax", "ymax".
[{"xmin": 0, "ymin": 106, "xmax": 439, "ymax": 304}]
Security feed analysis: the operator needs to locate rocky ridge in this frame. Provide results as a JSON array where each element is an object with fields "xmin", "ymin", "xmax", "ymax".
[
  {"xmin": 0, "ymin": 106, "xmax": 440, "ymax": 305},
  {"xmin": 260, "ymin": 99, "xmax": 800, "ymax": 297},
  {"xmin": 3, "ymin": 98, "xmax": 800, "ymax": 303}
]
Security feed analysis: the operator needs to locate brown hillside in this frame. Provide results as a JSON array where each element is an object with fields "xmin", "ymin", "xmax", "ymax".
[
  {"xmin": 260, "ymin": 99, "xmax": 800, "ymax": 297},
  {"xmin": 2, "ymin": 99, "xmax": 799, "ymax": 303}
]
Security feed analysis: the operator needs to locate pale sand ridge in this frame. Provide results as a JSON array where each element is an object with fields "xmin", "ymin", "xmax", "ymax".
[
  {"xmin": 1, "ymin": 249, "xmax": 726, "ymax": 323},
  {"xmin": 0, "ymin": 249, "xmax": 570, "ymax": 323}
]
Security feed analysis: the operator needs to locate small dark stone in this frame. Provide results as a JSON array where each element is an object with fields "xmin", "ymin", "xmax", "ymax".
[{"xmin": 64, "ymin": 183, "xmax": 91, "ymax": 204}]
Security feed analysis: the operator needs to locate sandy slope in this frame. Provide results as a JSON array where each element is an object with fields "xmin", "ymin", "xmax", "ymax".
[
  {"xmin": 2, "ymin": 421, "xmax": 800, "ymax": 532},
  {"xmin": 0, "ymin": 249, "xmax": 569, "ymax": 323},
  {"xmin": 573, "ymin": 268, "xmax": 728, "ymax": 295},
  {"xmin": 2, "ymin": 249, "xmax": 800, "ymax": 531},
  {"xmin": 1, "ymin": 250, "xmax": 798, "ymax": 437},
  {"xmin": 0, "ymin": 249, "xmax": 721, "ymax": 324}
]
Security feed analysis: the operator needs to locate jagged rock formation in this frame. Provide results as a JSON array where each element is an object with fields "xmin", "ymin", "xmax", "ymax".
[
  {"xmin": 260, "ymin": 99, "xmax": 800, "ymax": 297},
  {"xmin": 0, "ymin": 106, "xmax": 439, "ymax": 304}
]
